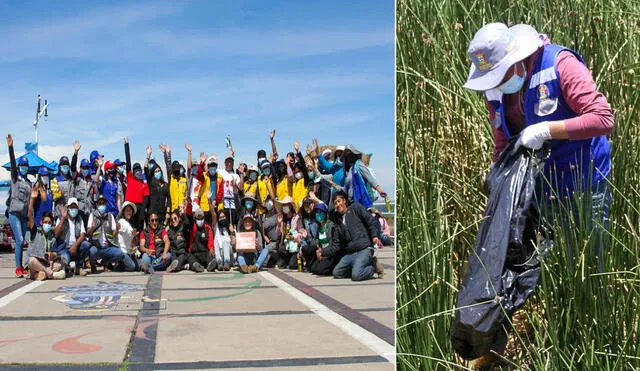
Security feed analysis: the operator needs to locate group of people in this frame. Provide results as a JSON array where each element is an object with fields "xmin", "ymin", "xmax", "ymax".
[{"xmin": 5, "ymin": 131, "xmax": 392, "ymax": 282}]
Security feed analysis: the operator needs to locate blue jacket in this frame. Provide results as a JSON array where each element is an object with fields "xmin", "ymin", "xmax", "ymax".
[
  {"xmin": 317, "ymin": 155, "xmax": 345, "ymax": 187},
  {"xmin": 487, "ymin": 43, "xmax": 610, "ymax": 196}
]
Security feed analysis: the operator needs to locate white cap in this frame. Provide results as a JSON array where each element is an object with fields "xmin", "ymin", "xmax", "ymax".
[{"xmin": 67, "ymin": 197, "xmax": 79, "ymax": 206}]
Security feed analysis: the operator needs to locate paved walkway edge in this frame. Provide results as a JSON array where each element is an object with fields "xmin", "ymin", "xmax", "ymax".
[{"xmin": 259, "ymin": 271, "xmax": 396, "ymax": 365}]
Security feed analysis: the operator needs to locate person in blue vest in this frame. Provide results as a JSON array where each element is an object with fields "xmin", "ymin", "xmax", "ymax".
[
  {"xmin": 96, "ymin": 159, "xmax": 121, "ymax": 217},
  {"xmin": 6, "ymin": 134, "xmax": 32, "ymax": 277},
  {"xmin": 463, "ymin": 22, "xmax": 614, "ymax": 366}
]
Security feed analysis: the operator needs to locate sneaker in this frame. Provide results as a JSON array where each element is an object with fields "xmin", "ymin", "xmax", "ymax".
[
  {"xmin": 249, "ymin": 265, "xmax": 259, "ymax": 273},
  {"xmin": 166, "ymin": 260, "xmax": 180, "ymax": 273},
  {"xmin": 75, "ymin": 266, "xmax": 88, "ymax": 276},
  {"xmin": 140, "ymin": 259, "xmax": 154, "ymax": 274},
  {"xmin": 373, "ymin": 257, "xmax": 384, "ymax": 278},
  {"xmin": 239, "ymin": 264, "xmax": 249, "ymax": 274},
  {"xmin": 206, "ymin": 260, "xmax": 217, "ymax": 272},
  {"xmin": 35, "ymin": 271, "xmax": 47, "ymax": 281},
  {"xmin": 192, "ymin": 262, "xmax": 205, "ymax": 273},
  {"xmin": 52, "ymin": 270, "xmax": 66, "ymax": 280},
  {"xmin": 15, "ymin": 267, "xmax": 24, "ymax": 278}
]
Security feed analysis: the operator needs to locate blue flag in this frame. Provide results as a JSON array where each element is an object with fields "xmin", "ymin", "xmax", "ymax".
[{"xmin": 25, "ymin": 142, "xmax": 38, "ymax": 152}]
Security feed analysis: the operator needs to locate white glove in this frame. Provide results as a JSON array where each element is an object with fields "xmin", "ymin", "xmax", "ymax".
[{"xmin": 516, "ymin": 122, "xmax": 551, "ymax": 150}]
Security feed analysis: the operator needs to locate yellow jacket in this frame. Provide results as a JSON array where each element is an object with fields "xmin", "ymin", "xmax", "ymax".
[
  {"xmin": 276, "ymin": 178, "xmax": 292, "ymax": 201},
  {"xmin": 199, "ymin": 174, "xmax": 212, "ymax": 213},
  {"xmin": 292, "ymin": 178, "xmax": 309, "ymax": 211},
  {"xmin": 169, "ymin": 176, "xmax": 187, "ymax": 211}
]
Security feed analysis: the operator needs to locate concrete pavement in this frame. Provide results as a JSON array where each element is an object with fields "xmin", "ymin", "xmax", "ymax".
[{"xmin": 0, "ymin": 246, "xmax": 395, "ymax": 370}]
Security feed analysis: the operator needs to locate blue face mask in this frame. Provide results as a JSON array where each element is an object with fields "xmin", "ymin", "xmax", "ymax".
[
  {"xmin": 81, "ymin": 169, "xmax": 89, "ymax": 177},
  {"xmin": 249, "ymin": 172, "xmax": 258, "ymax": 181},
  {"xmin": 208, "ymin": 167, "xmax": 217, "ymax": 176},
  {"xmin": 334, "ymin": 159, "xmax": 343, "ymax": 167},
  {"xmin": 98, "ymin": 205, "xmax": 107, "ymax": 214},
  {"xmin": 196, "ymin": 219, "xmax": 204, "ymax": 227},
  {"xmin": 61, "ymin": 165, "xmax": 70, "ymax": 175},
  {"xmin": 118, "ymin": 165, "xmax": 125, "ymax": 174},
  {"xmin": 308, "ymin": 172, "xmax": 316, "ymax": 180},
  {"xmin": 262, "ymin": 168, "xmax": 271, "ymax": 176},
  {"xmin": 42, "ymin": 223, "xmax": 52, "ymax": 233},
  {"xmin": 69, "ymin": 208, "xmax": 79, "ymax": 219},
  {"xmin": 315, "ymin": 212, "xmax": 326, "ymax": 223},
  {"xmin": 191, "ymin": 168, "xmax": 197, "ymax": 175},
  {"xmin": 245, "ymin": 200, "xmax": 255, "ymax": 210},
  {"xmin": 19, "ymin": 166, "xmax": 28, "ymax": 176},
  {"xmin": 149, "ymin": 163, "xmax": 155, "ymax": 170},
  {"xmin": 154, "ymin": 172, "xmax": 162, "ymax": 180},
  {"xmin": 498, "ymin": 63, "xmax": 527, "ymax": 94},
  {"xmin": 180, "ymin": 168, "xmax": 185, "ymax": 176}
]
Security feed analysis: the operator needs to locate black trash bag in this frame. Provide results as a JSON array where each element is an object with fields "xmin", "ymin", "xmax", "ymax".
[{"xmin": 451, "ymin": 139, "xmax": 553, "ymax": 360}]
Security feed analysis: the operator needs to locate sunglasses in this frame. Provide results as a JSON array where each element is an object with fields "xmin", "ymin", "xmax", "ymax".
[
  {"xmin": 150, "ymin": 218, "xmax": 159, "ymax": 222},
  {"xmin": 171, "ymin": 217, "xmax": 179, "ymax": 222}
]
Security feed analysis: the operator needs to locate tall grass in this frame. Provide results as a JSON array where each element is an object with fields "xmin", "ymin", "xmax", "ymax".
[{"xmin": 396, "ymin": 0, "xmax": 640, "ymax": 369}]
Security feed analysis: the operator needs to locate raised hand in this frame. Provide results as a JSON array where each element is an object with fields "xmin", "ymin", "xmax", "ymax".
[
  {"xmin": 60, "ymin": 205, "xmax": 68, "ymax": 219},
  {"xmin": 146, "ymin": 145, "xmax": 152, "ymax": 158},
  {"xmin": 124, "ymin": 137, "xmax": 129, "ymax": 144},
  {"xmin": 159, "ymin": 144, "xmax": 166, "ymax": 153},
  {"xmin": 31, "ymin": 185, "xmax": 39, "ymax": 199},
  {"xmin": 6, "ymin": 134, "xmax": 13, "ymax": 147},
  {"xmin": 306, "ymin": 144, "xmax": 313, "ymax": 156},
  {"xmin": 200, "ymin": 152, "xmax": 207, "ymax": 164},
  {"xmin": 313, "ymin": 138, "xmax": 319, "ymax": 153},
  {"xmin": 185, "ymin": 143, "xmax": 192, "ymax": 153},
  {"xmin": 73, "ymin": 140, "xmax": 81, "ymax": 153},
  {"xmin": 96, "ymin": 157, "xmax": 104, "ymax": 168},
  {"xmin": 166, "ymin": 144, "xmax": 171, "ymax": 153},
  {"xmin": 269, "ymin": 130, "xmax": 276, "ymax": 140},
  {"xmin": 294, "ymin": 141, "xmax": 300, "ymax": 153}
]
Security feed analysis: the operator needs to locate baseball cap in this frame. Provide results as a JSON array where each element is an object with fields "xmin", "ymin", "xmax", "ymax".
[
  {"xmin": 59, "ymin": 156, "xmax": 70, "ymax": 166},
  {"xmin": 260, "ymin": 161, "xmax": 271, "ymax": 169},
  {"xmin": 225, "ymin": 155, "xmax": 234, "ymax": 162},
  {"xmin": 18, "ymin": 157, "xmax": 29, "ymax": 166},
  {"xmin": 67, "ymin": 197, "xmax": 79, "ymax": 207},
  {"xmin": 38, "ymin": 166, "xmax": 49, "ymax": 176},
  {"xmin": 206, "ymin": 156, "xmax": 218, "ymax": 166},
  {"xmin": 90, "ymin": 150, "xmax": 103, "ymax": 164},
  {"xmin": 194, "ymin": 209, "xmax": 205, "ymax": 219},
  {"xmin": 104, "ymin": 160, "xmax": 116, "ymax": 170},
  {"xmin": 335, "ymin": 145, "xmax": 345, "ymax": 153},
  {"xmin": 80, "ymin": 159, "xmax": 91, "ymax": 168},
  {"xmin": 463, "ymin": 23, "xmax": 542, "ymax": 91},
  {"xmin": 113, "ymin": 158, "xmax": 125, "ymax": 166}
]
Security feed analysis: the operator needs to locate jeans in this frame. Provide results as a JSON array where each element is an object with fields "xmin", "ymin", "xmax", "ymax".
[
  {"xmin": 51, "ymin": 240, "xmax": 91, "ymax": 267},
  {"xmin": 332, "ymin": 247, "xmax": 375, "ymax": 281},
  {"xmin": 141, "ymin": 252, "xmax": 172, "ymax": 271},
  {"xmin": 89, "ymin": 244, "xmax": 125, "ymax": 266},
  {"xmin": 237, "ymin": 248, "xmax": 269, "ymax": 268},
  {"xmin": 9, "ymin": 213, "xmax": 28, "ymax": 268},
  {"xmin": 122, "ymin": 254, "xmax": 138, "ymax": 272}
]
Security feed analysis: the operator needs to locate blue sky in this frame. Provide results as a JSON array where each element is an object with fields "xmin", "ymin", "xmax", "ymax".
[{"xmin": 0, "ymin": 0, "xmax": 395, "ymax": 206}]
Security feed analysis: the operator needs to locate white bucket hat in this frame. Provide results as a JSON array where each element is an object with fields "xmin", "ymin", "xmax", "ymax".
[{"xmin": 463, "ymin": 23, "xmax": 543, "ymax": 91}]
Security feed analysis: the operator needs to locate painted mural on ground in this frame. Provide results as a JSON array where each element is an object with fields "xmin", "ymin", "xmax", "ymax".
[{"xmin": 52, "ymin": 282, "xmax": 146, "ymax": 310}]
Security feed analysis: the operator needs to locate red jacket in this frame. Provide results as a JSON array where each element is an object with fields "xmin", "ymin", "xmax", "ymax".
[{"xmin": 125, "ymin": 171, "xmax": 148, "ymax": 204}]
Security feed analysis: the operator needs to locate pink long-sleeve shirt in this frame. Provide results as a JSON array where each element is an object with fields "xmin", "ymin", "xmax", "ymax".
[{"xmin": 488, "ymin": 39, "xmax": 614, "ymax": 162}]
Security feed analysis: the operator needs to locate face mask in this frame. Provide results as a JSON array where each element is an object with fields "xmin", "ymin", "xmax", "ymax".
[
  {"xmin": 180, "ymin": 168, "xmax": 185, "ymax": 176},
  {"xmin": 315, "ymin": 212, "xmax": 326, "ymax": 223},
  {"xmin": 149, "ymin": 163, "xmax": 155, "ymax": 170},
  {"xmin": 154, "ymin": 172, "xmax": 162, "ymax": 180},
  {"xmin": 118, "ymin": 166, "xmax": 125, "ymax": 174},
  {"xmin": 245, "ymin": 200, "xmax": 254, "ymax": 209},
  {"xmin": 498, "ymin": 62, "xmax": 527, "ymax": 94},
  {"xmin": 81, "ymin": 169, "xmax": 89, "ymax": 177},
  {"xmin": 134, "ymin": 170, "xmax": 142, "ymax": 179},
  {"xmin": 308, "ymin": 172, "xmax": 316, "ymax": 180},
  {"xmin": 262, "ymin": 168, "xmax": 271, "ymax": 176},
  {"xmin": 249, "ymin": 172, "xmax": 258, "ymax": 181},
  {"xmin": 19, "ymin": 166, "xmax": 28, "ymax": 176},
  {"xmin": 282, "ymin": 206, "xmax": 291, "ymax": 214},
  {"xmin": 196, "ymin": 219, "xmax": 204, "ymax": 227},
  {"xmin": 108, "ymin": 170, "xmax": 116, "ymax": 178},
  {"xmin": 61, "ymin": 165, "xmax": 70, "ymax": 175},
  {"xmin": 334, "ymin": 159, "xmax": 343, "ymax": 167},
  {"xmin": 69, "ymin": 208, "xmax": 79, "ymax": 219},
  {"xmin": 98, "ymin": 205, "xmax": 107, "ymax": 214},
  {"xmin": 218, "ymin": 219, "xmax": 229, "ymax": 228},
  {"xmin": 265, "ymin": 200, "xmax": 274, "ymax": 211},
  {"xmin": 208, "ymin": 167, "xmax": 217, "ymax": 176},
  {"xmin": 258, "ymin": 157, "xmax": 266, "ymax": 164},
  {"xmin": 294, "ymin": 172, "xmax": 302, "ymax": 180},
  {"xmin": 40, "ymin": 176, "xmax": 49, "ymax": 186},
  {"xmin": 191, "ymin": 168, "xmax": 197, "ymax": 175},
  {"xmin": 42, "ymin": 223, "xmax": 52, "ymax": 233}
]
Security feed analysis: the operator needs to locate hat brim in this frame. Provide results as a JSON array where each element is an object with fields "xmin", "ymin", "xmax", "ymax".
[
  {"xmin": 118, "ymin": 202, "xmax": 137, "ymax": 218},
  {"xmin": 463, "ymin": 24, "xmax": 542, "ymax": 91}
]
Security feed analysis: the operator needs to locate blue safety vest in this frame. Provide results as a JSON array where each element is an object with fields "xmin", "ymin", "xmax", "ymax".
[{"xmin": 487, "ymin": 43, "xmax": 611, "ymax": 197}]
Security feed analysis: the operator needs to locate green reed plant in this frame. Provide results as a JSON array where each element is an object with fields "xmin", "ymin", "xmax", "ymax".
[{"xmin": 396, "ymin": 0, "xmax": 640, "ymax": 369}]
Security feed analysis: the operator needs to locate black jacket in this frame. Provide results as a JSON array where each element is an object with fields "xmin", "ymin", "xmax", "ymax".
[{"xmin": 322, "ymin": 202, "xmax": 380, "ymax": 257}]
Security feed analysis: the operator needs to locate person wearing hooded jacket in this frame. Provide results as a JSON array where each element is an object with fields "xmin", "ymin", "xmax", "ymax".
[
  {"xmin": 300, "ymin": 202, "xmax": 340, "ymax": 276},
  {"xmin": 339, "ymin": 145, "xmax": 387, "ymax": 209},
  {"xmin": 6, "ymin": 134, "xmax": 33, "ymax": 277},
  {"xmin": 318, "ymin": 190, "xmax": 384, "ymax": 281}
]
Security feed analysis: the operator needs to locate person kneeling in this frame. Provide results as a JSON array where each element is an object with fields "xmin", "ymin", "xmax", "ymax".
[
  {"xmin": 87, "ymin": 195, "xmax": 124, "ymax": 274},
  {"xmin": 139, "ymin": 212, "xmax": 172, "ymax": 274},
  {"xmin": 232, "ymin": 214, "xmax": 267, "ymax": 274},
  {"xmin": 319, "ymin": 191, "xmax": 384, "ymax": 281},
  {"xmin": 185, "ymin": 209, "xmax": 217, "ymax": 273}
]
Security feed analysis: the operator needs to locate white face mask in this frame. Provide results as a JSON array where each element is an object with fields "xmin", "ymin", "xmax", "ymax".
[
  {"xmin": 265, "ymin": 200, "xmax": 274, "ymax": 210},
  {"xmin": 498, "ymin": 62, "xmax": 527, "ymax": 94},
  {"xmin": 282, "ymin": 206, "xmax": 291, "ymax": 214}
]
